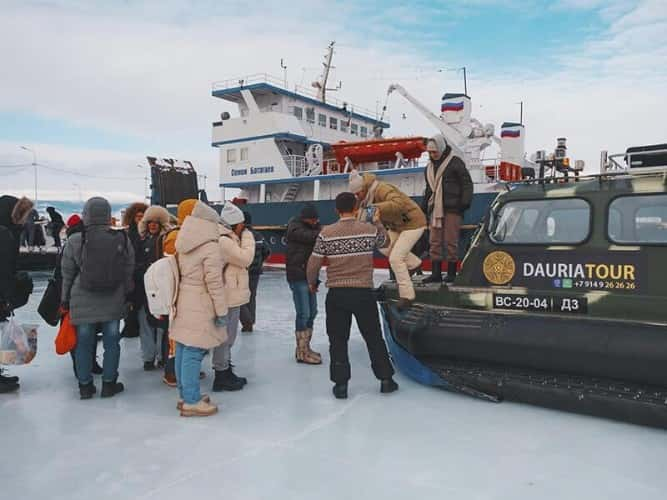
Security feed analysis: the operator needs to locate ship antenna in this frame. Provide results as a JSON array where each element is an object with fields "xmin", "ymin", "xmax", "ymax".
[{"xmin": 312, "ymin": 41, "xmax": 336, "ymax": 103}]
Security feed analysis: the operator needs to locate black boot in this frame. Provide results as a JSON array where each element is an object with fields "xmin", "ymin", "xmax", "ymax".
[
  {"xmin": 444, "ymin": 261, "xmax": 458, "ymax": 283},
  {"xmin": 422, "ymin": 260, "xmax": 442, "ymax": 284},
  {"xmin": 101, "ymin": 379, "xmax": 124, "ymax": 398},
  {"xmin": 0, "ymin": 380, "xmax": 19, "ymax": 393},
  {"xmin": 143, "ymin": 360, "xmax": 156, "ymax": 371},
  {"xmin": 0, "ymin": 368, "xmax": 19, "ymax": 384},
  {"xmin": 212, "ymin": 368, "xmax": 244, "ymax": 392},
  {"xmin": 380, "ymin": 378, "xmax": 399, "ymax": 394},
  {"xmin": 79, "ymin": 382, "xmax": 96, "ymax": 400},
  {"xmin": 229, "ymin": 364, "xmax": 247, "ymax": 385},
  {"xmin": 333, "ymin": 383, "xmax": 348, "ymax": 399}
]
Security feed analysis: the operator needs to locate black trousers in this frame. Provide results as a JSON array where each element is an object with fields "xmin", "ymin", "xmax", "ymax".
[
  {"xmin": 325, "ymin": 288, "xmax": 394, "ymax": 384},
  {"xmin": 240, "ymin": 273, "xmax": 260, "ymax": 326}
]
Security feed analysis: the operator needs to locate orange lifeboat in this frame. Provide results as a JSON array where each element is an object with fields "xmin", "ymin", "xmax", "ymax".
[{"xmin": 331, "ymin": 137, "xmax": 427, "ymax": 167}]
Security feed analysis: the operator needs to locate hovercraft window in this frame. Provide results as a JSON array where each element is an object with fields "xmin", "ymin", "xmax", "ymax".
[
  {"xmin": 318, "ymin": 113, "xmax": 327, "ymax": 127},
  {"xmin": 489, "ymin": 198, "xmax": 590, "ymax": 245},
  {"xmin": 608, "ymin": 194, "xmax": 667, "ymax": 245}
]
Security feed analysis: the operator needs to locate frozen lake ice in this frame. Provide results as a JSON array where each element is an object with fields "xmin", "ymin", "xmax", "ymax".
[{"xmin": 2, "ymin": 270, "xmax": 667, "ymax": 500}]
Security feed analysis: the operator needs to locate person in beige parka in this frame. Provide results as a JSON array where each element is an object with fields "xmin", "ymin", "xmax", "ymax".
[
  {"xmin": 211, "ymin": 202, "xmax": 255, "ymax": 392},
  {"xmin": 170, "ymin": 201, "xmax": 228, "ymax": 417}
]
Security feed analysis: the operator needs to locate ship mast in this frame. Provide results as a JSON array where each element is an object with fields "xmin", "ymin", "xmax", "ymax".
[{"xmin": 313, "ymin": 41, "xmax": 336, "ymax": 103}]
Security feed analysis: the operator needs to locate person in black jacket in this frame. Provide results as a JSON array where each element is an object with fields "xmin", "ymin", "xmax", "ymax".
[
  {"xmin": 421, "ymin": 134, "xmax": 473, "ymax": 283},
  {"xmin": 0, "ymin": 195, "xmax": 33, "ymax": 393},
  {"xmin": 240, "ymin": 211, "xmax": 271, "ymax": 333},
  {"xmin": 46, "ymin": 206, "xmax": 65, "ymax": 248},
  {"xmin": 285, "ymin": 204, "xmax": 321, "ymax": 365},
  {"xmin": 120, "ymin": 202, "xmax": 147, "ymax": 339}
]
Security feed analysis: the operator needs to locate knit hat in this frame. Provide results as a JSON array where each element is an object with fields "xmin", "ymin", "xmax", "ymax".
[
  {"xmin": 300, "ymin": 203, "xmax": 319, "ymax": 220},
  {"xmin": 82, "ymin": 197, "xmax": 111, "ymax": 227},
  {"xmin": 220, "ymin": 201, "xmax": 245, "ymax": 226},
  {"xmin": 348, "ymin": 170, "xmax": 364, "ymax": 193},
  {"xmin": 66, "ymin": 214, "xmax": 82, "ymax": 227}
]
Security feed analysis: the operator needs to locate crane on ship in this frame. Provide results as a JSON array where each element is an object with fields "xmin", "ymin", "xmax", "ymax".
[{"xmin": 386, "ymin": 83, "xmax": 502, "ymax": 181}]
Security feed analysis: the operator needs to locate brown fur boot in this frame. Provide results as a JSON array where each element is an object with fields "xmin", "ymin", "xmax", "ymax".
[{"xmin": 295, "ymin": 331, "xmax": 322, "ymax": 365}]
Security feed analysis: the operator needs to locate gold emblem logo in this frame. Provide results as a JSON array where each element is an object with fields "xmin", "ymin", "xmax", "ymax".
[{"xmin": 483, "ymin": 251, "xmax": 516, "ymax": 285}]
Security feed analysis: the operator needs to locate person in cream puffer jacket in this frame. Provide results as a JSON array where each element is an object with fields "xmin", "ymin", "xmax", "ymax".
[{"xmin": 211, "ymin": 202, "xmax": 255, "ymax": 392}]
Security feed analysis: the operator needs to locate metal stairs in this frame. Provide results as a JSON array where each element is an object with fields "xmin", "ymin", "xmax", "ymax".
[{"xmin": 282, "ymin": 182, "xmax": 301, "ymax": 202}]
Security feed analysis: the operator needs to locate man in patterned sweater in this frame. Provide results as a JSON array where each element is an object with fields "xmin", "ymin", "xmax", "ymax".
[{"xmin": 307, "ymin": 192, "xmax": 399, "ymax": 399}]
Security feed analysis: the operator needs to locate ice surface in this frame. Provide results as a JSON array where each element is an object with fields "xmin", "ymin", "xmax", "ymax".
[{"xmin": 2, "ymin": 270, "xmax": 667, "ymax": 500}]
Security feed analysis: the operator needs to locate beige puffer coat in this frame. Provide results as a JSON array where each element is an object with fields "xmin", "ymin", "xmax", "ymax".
[
  {"xmin": 169, "ymin": 202, "xmax": 228, "ymax": 349},
  {"xmin": 219, "ymin": 226, "xmax": 255, "ymax": 308}
]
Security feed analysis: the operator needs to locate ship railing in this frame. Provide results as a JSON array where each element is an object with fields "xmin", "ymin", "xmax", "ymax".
[
  {"xmin": 283, "ymin": 155, "xmax": 308, "ymax": 177},
  {"xmin": 602, "ymin": 148, "xmax": 667, "ymax": 172},
  {"xmin": 212, "ymin": 73, "xmax": 379, "ymax": 119}
]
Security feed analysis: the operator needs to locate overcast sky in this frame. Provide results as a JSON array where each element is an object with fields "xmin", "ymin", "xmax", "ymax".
[{"xmin": 1, "ymin": 0, "xmax": 665, "ymax": 203}]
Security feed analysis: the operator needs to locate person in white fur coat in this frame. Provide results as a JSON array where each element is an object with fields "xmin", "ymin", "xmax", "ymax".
[{"xmin": 211, "ymin": 202, "xmax": 255, "ymax": 392}]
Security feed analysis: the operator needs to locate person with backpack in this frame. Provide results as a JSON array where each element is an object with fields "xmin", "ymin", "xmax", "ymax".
[
  {"xmin": 52, "ymin": 214, "xmax": 103, "ymax": 377},
  {"xmin": 169, "ymin": 201, "xmax": 228, "ymax": 417},
  {"xmin": 120, "ymin": 202, "xmax": 147, "ymax": 339},
  {"xmin": 0, "ymin": 195, "xmax": 33, "ymax": 393},
  {"xmin": 240, "ymin": 211, "xmax": 271, "ymax": 333},
  {"xmin": 60, "ymin": 197, "xmax": 135, "ymax": 400},
  {"xmin": 211, "ymin": 202, "xmax": 254, "ymax": 392},
  {"xmin": 135, "ymin": 205, "xmax": 171, "ymax": 371},
  {"xmin": 160, "ymin": 198, "xmax": 197, "ymax": 387},
  {"xmin": 46, "ymin": 206, "xmax": 65, "ymax": 248}
]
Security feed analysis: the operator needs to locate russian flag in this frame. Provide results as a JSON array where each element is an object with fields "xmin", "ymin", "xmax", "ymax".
[
  {"xmin": 441, "ymin": 101, "xmax": 464, "ymax": 112},
  {"xmin": 501, "ymin": 129, "xmax": 521, "ymax": 138}
]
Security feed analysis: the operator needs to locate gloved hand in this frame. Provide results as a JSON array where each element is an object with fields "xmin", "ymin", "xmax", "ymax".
[{"xmin": 214, "ymin": 315, "xmax": 228, "ymax": 328}]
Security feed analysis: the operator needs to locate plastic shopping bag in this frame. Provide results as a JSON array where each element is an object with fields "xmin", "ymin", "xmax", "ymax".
[
  {"xmin": 54, "ymin": 312, "xmax": 77, "ymax": 355},
  {"xmin": 0, "ymin": 318, "xmax": 38, "ymax": 365}
]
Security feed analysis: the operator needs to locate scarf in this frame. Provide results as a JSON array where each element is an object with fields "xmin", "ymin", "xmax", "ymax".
[{"xmin": 426, "ymin": 150, "xmax": 454, "ymax": 228}]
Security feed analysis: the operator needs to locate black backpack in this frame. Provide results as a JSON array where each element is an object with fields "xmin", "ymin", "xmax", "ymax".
[{"xmin": 79, "ymin": 229, "xmax": 129, "ymax": 292}]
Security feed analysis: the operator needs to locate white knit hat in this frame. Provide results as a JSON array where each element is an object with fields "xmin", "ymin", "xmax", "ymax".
[
  {"xmin": 348, "ymin": 170, "xmax": 364, "ymax": 193},
  {"xmin": 220, "ymin": 201, "xmax": 245, "ymax": 226}
]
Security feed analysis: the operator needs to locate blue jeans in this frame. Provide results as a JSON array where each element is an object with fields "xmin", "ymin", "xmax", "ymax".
[
  {"xmin": 75, "ymin": 320, "xmax": 120, "ymax": 385},
  {"xmin": 289, "ymin": 281, "xmax": 317, "ymax": 331},
  {"xmin": 175, "ymin": 342, "xmax": 208, "ymax": 404}
]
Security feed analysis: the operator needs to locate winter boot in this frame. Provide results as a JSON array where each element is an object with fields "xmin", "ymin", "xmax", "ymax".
[
  {"xmin": 180, "ymin": 398, "xmax": 218, "ymax": 417},
  {"xmin": 228, "ymin": 364, "xmax": 247, "ymax": 386},
  {"xmin": 0, "ymin": 369, "xmax": 19, "ymax": 384},
  {"xmin": 333, "ymin": 383, "xmax": 348, "ymax": 399},
  {"xmin": 162, "ymin": 373, "xmax": 177, "ymax": 387},
  {"xmin": 100, "ymin": 379, "xmax": 124, "ymax": 398},
  {"xmin": 241, "ymin": 323, "xmax": 253, "ymax": 333},
  {"xmin": 143, "ymin": 360, "xmax": 156, "ymax": 371},
  {"xmin": 380, "ymin": 378, "xmax": 399, "ymax": 394},
  {"xmin": 295, "ymin": 331, "xmax": 322, "ymax": 365},
  {"xmin": 305, "ymin": 328, "xmax": 322, "ymax": 363},
  {"xmin": 422, "ymin": 260, "xmax": 442, "ymax": 284},
  {"xmin": 444, "ymin": 261, "xmax": 458, "ymax": 283},
  {"xmin": 79, "ymin": 382, "xmax": 96, "ymax": 400},
  {"xmin": 177, "ymin": 394, "xmax": 210, "ymax": 411},
  {"xmin": 0, "ymin": 380, "xmax": 19, "ymax": 393},
  {"xmin": 212, "ymin": 368, "xmax": 244, "ymax": 392}
]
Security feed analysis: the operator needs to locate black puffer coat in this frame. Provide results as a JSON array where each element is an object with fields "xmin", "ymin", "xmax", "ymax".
[
  {"xmin": 285, "ymin": 217, "xmax": 320, "ymax": 283},
  {"xmin": 422, "ymin": 144, "xmax": 473, "ymax": 217}
]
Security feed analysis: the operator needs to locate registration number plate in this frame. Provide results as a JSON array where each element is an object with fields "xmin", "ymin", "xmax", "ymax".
[{"xmin": 493, "ymin": 293, "xmax": 588, "ymax": 314}]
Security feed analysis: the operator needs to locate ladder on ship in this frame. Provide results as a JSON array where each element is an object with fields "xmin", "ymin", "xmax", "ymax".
[{"xmin": 281, "ymin": 182, "xmax": 301, "ymax": 202}]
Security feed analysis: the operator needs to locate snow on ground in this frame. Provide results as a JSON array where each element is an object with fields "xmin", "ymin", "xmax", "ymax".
[{"xmin": 2, "ymin": 271, "xmax": 667, "ymax": 500}]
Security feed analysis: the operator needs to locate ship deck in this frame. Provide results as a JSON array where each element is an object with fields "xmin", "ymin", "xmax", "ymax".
[{"xmin": 3, "ymin": 271, "xmax": 667, "ymax": 500}]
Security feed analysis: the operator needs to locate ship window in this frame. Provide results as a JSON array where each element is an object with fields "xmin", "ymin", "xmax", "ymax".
[
  {"xmin": 329, "ymin": 117, "xmax": 338, "ymax": 130},
  {"xmin": 340, "ymin": 120, "xmax": 348, "ymax": 132},
  {"xmin": 318, "ymin": 113, "xmax": 326, "ymax": 127},
  {"xmin": 351, "ymin": 123, "xmax": 358, "ymax": 135},
  {"xmin": 226, "ymin": 149, "xmax": 237, "ymax": 163},
  {"xmin": 608, "ymin": 194, "xmax": 667, "ymax": 244},
  {"xmin": 360, "ymin": 126, "xmax": 368, "ymax": 138},
  {"xmin": 489, "ymin": 198, "xmax": 590, "ymax": 245},
  {"xmin": 240, "ymin": 147, "xmax": 248, "ymax": 162},
  {"xmin": 306, "ymin": 108, "xmax": 315, "ymax": 124},
  {"xmin": 292, "ymin": 106, "xmax": 303, "ymax": 120}
]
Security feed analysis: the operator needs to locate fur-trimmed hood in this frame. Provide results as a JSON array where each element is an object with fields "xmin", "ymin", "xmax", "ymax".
[
  {"xmin": 122, "ymin": 202, "xmax": 148, "ymax": 228},
  {"xmin": 138, "ymin": 205, "xmax": 172, "ymax": 237}
]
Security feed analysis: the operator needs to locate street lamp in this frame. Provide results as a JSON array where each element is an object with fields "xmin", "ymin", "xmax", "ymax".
[
  {"xmin": 20, "ymin": 146, "xmax": 37, "ymax": 206},
  {"xmin": 136, "ymin": 164, "xmax": 149, "ymax": 201}
]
